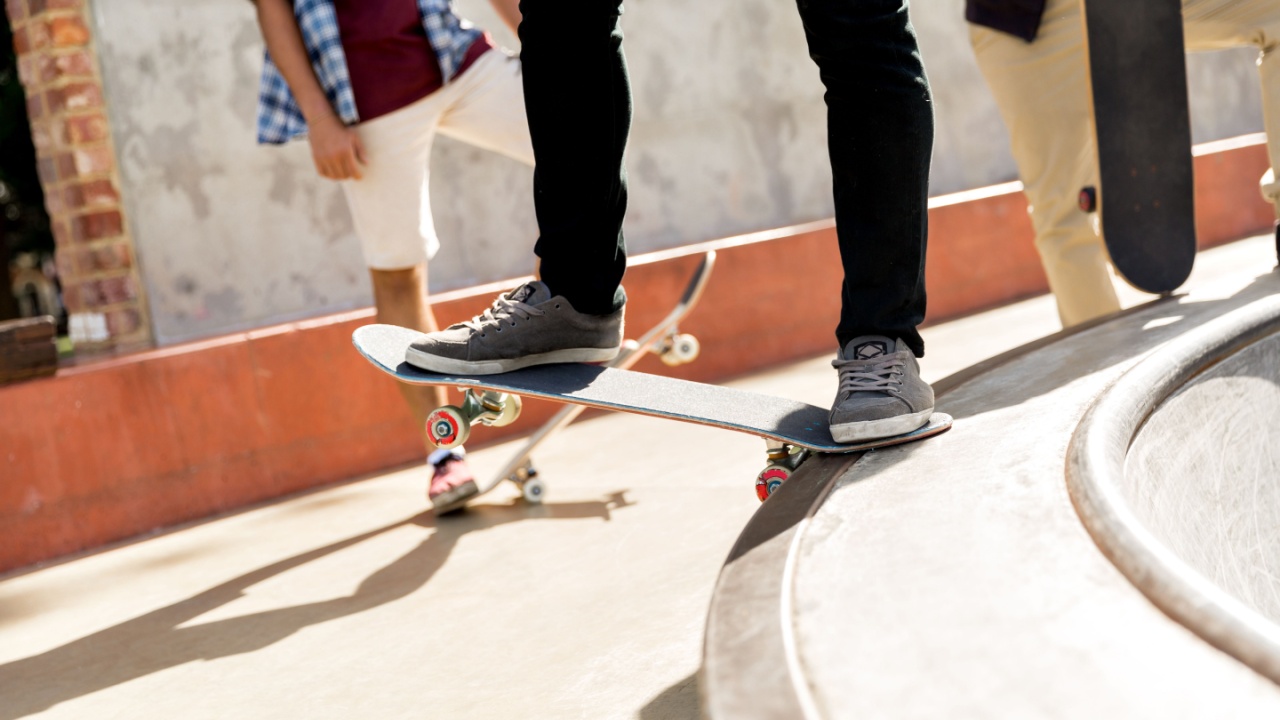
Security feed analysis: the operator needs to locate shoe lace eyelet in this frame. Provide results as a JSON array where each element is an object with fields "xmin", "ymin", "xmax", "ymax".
[{"xmin": 554, "ymin": 304, "xmax": 561, "ymax": 310}]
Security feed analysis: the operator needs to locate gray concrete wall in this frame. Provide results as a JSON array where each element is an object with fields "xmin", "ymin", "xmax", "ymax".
[{"xmin": 89, "ymin": 0, "xmax": 1267, "ymax": 345}]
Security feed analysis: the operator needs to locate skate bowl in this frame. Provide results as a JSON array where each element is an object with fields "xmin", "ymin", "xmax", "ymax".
[
  {"xmin": 1068, "ymin": 294, "xmax": 1280, "ymax": 684},
  {"xmin": 702, "ymin": 268, "xmax": 1280, "ymax": 718}
]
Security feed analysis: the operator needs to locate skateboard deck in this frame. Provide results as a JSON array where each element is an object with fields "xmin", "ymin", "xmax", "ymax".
[
  {"xmin": 1081, "ymin": 0, "xmax": 1196, "ymax": 294},
  {"xmin": 354, "ymin": 323, "xmax": 952, "ymax": 510},
  {"xmin": 487, "ymin": 251, "xmax": 717, "ymax": 507}
]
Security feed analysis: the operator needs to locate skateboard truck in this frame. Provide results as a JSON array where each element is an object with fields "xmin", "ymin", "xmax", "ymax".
[
  {"xmin": 755, "ymin": 440, "xmax": 810, "ymax": 502},
  {"xmin": 505, "ymin": 459, "xmax": 546, "ymax": 504},
  {"xmin": 619, "ymin": 329, "xmax": 701, "ymax": 368},
  {"xmin": 655, "ymin": 330, "xmax": 700, "ymax": 366},
  {"xmin": 426, "ymin": 390, "xmax": 523, "ymax": 450}
]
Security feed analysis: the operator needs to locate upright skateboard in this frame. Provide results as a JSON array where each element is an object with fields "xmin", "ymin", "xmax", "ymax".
[
  {"xmin": 1080, "ymin": 0, "xmax": 1197, "ymax": 293},
  {"xmin": 353, "ymin": 325, "xmax": 952, "ymax": 510}
]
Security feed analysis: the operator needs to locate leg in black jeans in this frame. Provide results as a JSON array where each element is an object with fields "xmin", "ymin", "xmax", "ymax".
[
  {"xmin": 519, "ymin": 0, "xmax": 631, "ymax": 316},
  {"xmin": 519, "ymin": 0, "xmax": 931, "ymax": 349},
  {"xmin": 796, "ymin": 0, "xmax": 934, "ymax": 357}
]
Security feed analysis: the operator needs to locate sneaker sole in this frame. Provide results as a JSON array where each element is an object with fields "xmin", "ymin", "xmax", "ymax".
[
  {"xmin": 430, "ymin": 479, "xmax": 479, "ymax": 514},
  {"xmin": 830, "ymin": 408, "xmax": 933, "ymax": 443},
  {"xmin": 406, "ymin": 346, "xmax": 621, "ymax": 375}
]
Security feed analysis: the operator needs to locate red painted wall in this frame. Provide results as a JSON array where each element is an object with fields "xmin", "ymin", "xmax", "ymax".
[{"xmin": 0, "ymin": 139, "xmax": 1272, "ymax": 573}]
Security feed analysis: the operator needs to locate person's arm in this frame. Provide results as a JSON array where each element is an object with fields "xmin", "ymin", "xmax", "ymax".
[
  {"xmin": 487, "ymin": 0, "xmax": 522, "ymax": 37},
  {"xmin": 254, "ymin": 0, "xmax": 365, "ymax": 180}
]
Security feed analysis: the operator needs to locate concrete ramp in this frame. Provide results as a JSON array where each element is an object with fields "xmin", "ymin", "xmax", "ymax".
[
  {"xmin": 1069, "ymin": 295, "xmax": 1280, "ymax": 683},
  {"xmin": 704, "ymin": 263, "xmax": 1280, "ymax": 718}
]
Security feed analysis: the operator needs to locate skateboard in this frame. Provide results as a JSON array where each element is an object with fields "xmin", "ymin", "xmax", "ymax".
[
  {"xmin": 377, "ymin": 253, "xmax": 714, "ymax": 513},
  {"xmin": 483, "ymin": 251, "xmax": 717, "ymax": 510},
  {"xmin": 1080, "ymin": 0, "xmax": 1197, "ymax": 293},
  {"xmin": 353, "ymin": 324, "xmax": 953, "ymax": 509}
]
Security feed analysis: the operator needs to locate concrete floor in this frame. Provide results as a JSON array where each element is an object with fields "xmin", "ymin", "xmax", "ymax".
[
  {"xmin": 0, "ymin": 234, "xmax": 1273, "ymax": 719},
  {"xmin": 789, "ymin": 239, "xmax": 1280, "ymax": 719}
]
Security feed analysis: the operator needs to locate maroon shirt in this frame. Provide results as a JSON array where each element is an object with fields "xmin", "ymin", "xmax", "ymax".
[{"xmin": 334, "ymin": 0, "xmax": 493, "ymax": 122}]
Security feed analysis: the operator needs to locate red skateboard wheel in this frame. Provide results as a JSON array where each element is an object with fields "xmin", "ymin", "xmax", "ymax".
[
  {"xmin": 427, "ymin": 406, "xmax": 468, "ymax": 449},
  {"xmin": 755, "ymin": 466, "xmax": 790, "ymax": 503}
]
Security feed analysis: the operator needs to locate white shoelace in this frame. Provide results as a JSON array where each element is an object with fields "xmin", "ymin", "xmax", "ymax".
[
  {"xmin": 461, "ymin": 292, "xmax": 546, "ymax": 337},
  {"xmin": 832, "ymin": 354, "xmax": 905, "ymax": 395}
]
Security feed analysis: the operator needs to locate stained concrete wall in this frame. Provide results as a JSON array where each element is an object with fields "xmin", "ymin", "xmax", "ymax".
[{"xmin": 88, "ymin": 0, "xmax": 1266, "ymax": 345}]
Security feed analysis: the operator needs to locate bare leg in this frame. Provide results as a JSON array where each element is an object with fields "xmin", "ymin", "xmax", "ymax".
[{"xmin": 370, "ymin": 264, "xmax": 448, "ymax": 452}]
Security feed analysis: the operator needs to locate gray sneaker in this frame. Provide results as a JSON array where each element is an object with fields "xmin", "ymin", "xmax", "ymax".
[
  {"xmin": 405, "ymin": 281, "xmax": 623, "ymax": 374},
  {"xmin": 829, "ymin": 336, "xmax": 934, "ymax": 443}
]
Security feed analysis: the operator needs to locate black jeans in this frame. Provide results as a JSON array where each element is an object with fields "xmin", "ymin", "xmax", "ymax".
[{"xmin": 519, "ymin": 0, "xmax": 933, "ymax": 356}]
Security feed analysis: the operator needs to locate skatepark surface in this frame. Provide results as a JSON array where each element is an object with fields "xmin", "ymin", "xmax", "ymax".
[
  {"xmin": 1, "ymin": 234, "xmax": 1278, "ymax": 718},
  {"xmin": 704, "ymin": 233, "xmax": 1280, "ymax": 718}
]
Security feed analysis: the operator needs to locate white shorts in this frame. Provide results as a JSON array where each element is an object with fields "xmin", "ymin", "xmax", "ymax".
[{"xmin": 340, "ymin": 49, "xmax": 534, "ymax": 270}]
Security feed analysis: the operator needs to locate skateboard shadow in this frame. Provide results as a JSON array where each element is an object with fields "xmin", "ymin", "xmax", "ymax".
[
  {"xmin": 639, "ymin": 671, "xmax": 699, "ymax": 720},
  {"xmin": 0, "ymin": 492, "xmax": 633, "ymax": 719}
]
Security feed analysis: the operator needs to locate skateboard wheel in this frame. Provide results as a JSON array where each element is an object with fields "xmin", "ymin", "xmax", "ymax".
[
  {"xmin": 427, "ymin": 406, "xmax": 469, "ymax": 450},
  {"xmin": 755, "ymin": 465, "xmax": 790, "ymax": 503},
  {"xmin": 661, "ymin": 334, "xmax": 700, "ymax": 366},
  {"xmin": 1078, "ymin": 186, "xmax": 1098, "ymax": 213},
  {"xmin": 490, "ymin": 393, "xmax": 523, "ymax": 428},
  {"xmin": 521, "ymin": 477, "xmax": 546, "ymax": 504}
]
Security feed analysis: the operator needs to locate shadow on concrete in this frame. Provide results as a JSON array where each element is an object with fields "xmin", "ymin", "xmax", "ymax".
[
  {"xmin": 723, "ymin": 453, "xmax": 858, "ymax": 565},
  {"xmin": 639, "ymin": 672, "xmax": 699, "ymax": 720},
  {"xmin": 932, "ymin": 270, "xmax": 1280, "ymax": 422},
  {"xmin": 0, "ymin": 492, "xmax": 632, "ymax": 719}
]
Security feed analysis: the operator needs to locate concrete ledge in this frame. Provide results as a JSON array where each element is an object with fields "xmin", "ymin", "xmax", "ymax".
[
  {"xmin": 703, "ymin": 267, "xmax": 1280, "ymax": 718},
  {"xmin": 1068, "ymin": 295, "xmax": 1280, "ymax": 684},
  {"xmin": 700, "ymin": 453, "xmax": 857, "ymax": 720},
  {"xmin": 699, "ymin": 308, "xmax": 1128, "ymax": 720},
  {"xmin": 1, "ymin": 136, "xmax": 1272, "ymax": 573}
]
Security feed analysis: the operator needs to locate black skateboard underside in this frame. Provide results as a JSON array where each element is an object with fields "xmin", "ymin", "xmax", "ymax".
[
  {"xmin": 1082, "ymin": 0, "xmax": 1196, "ymax": 293},
  {"xmin": 354, "ymin": 324, "xmax": 950, "ymax": 454}
]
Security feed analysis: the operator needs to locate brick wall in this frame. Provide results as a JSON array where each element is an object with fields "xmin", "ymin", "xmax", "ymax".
[{"xmin": 5, "ymin": 0, "xmax": 150, "ymax": 351}]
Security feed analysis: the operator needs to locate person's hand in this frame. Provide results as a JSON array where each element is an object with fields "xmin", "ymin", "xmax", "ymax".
[{"xmin": 307, "ymin": 112, "xmax": 366, "ymax": 180}]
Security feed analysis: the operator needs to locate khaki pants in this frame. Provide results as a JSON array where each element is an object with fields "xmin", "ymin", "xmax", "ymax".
[{"xmin": 971, "ymin": 0, "xmax": 1280, "ymax": 327}]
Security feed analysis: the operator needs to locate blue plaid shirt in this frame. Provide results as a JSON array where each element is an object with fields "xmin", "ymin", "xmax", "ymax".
[{"xmin": 256, "ymin": 0, "xmax": 483, "ymax": 144}]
